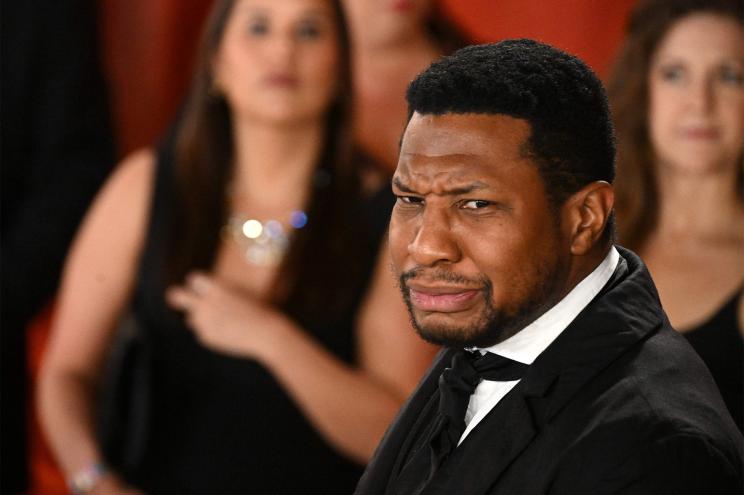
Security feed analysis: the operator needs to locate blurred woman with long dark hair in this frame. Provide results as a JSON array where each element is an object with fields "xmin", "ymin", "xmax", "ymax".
[
  {"xmin": 609, "ymin": 0, "xmax": 743, "ymax": 430},
  {"xmin": 38, "ymin": 1, "xmax": 435, "ymax": 493}
]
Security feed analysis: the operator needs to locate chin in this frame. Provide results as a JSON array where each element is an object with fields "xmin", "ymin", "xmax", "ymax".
[
  {"xmin": 411, "ymin": 313, "xmax": 518, "ymax": 348},
  {"xmin": 409, "ymin": 291, "xmax": 557, "ymax": 349}
]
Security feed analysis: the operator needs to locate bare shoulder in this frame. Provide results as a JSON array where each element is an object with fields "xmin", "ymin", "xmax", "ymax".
[
  {"xmin": 89, "ymin": 148, "xmax": 156, "ymax": 239},
  {"xmin": 62, "ymin": 145, "xmax": 159, "ymax": 288},
  {"xmin": 108, "ymin": 148, "xmax": 156, "ymax": 199},
  {"xmin": 45, "ymin": 148, "xmax": 159, "ymax": 374}
]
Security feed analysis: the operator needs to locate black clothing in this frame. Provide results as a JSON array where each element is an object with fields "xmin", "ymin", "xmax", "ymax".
[
  {"xmin": 106, "ymin": 141, "xmax": 392, "ymax": 494},
  {"xmin": 356, "ymin": 247, "xmax": 743, "ymax": 495},
  {"xmin": 390, "ymin": 351, "xmax": 530, "ymax": 495},
  {"xmin": 1, "ymin": 1, "xmax": 114, "ymax": 491},
  {"xmin": 684, "ymin": 286, "xmax": 744, "ymax": 431}
]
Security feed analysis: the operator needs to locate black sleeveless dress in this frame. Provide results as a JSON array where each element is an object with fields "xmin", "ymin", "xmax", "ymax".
[
  {"xmin": 114, "ymin": 143, "xmax": 395, "ymax": 494},
  {"xmin": 683, "ymin": 286, "xmax": 743, "ymax": 432}
]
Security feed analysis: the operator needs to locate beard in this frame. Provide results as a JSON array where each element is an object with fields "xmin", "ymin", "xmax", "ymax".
[{"xmin": 399, "ymin": 258, "xmax": 567, "ymax": 348}]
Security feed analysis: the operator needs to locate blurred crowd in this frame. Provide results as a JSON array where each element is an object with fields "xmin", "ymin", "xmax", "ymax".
[{"xmin": 1, "ymin": 0, "xmax": 741, "ymax": 494}]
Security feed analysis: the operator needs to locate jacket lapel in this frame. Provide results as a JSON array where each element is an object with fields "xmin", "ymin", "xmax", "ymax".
[
  {"xmin": 355, "ymin": 348, "xmax": 455, "ymax": 495},
  {"xmin": 359, "ymin": 248, "xmax": 665, "ymax": 495},
  {"xmin": 425, "ymin": 386, "xmax": 544, "ymax": 495},
  {"xmin": 524, "ymin": 249, "xmax": 665, "ymax": 425},
  {"xmin": 424, "ymin": 248, "xmax": 666, "ymax": 494}
]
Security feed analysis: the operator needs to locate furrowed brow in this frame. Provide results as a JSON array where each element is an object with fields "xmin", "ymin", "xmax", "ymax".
[
  {"xmin": 445, "ymin": 182, "xmax": 489, "ymax": 195},
  {"xmin": 392, "ymin": 177, "xmax": 490, "ymax": 196},
  {"xmin": 392, "ymin": 177, "xmax": 416, "ymax": 193}
]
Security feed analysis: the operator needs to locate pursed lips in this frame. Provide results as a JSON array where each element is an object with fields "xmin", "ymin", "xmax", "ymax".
[
  {"xmin": 680, "ymin": 127, "xmax": 720, "ymax": 140},
  {"xmin": 264, "ymin": 73, "xmax": 300, "ymax": 87},
  {"xmin": 406, "ymin": 283, "xmax": 482, "ymax": 313}
]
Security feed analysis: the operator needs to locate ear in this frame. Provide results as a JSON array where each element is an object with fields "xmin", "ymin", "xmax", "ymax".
[{"xmin": 561, "ymin": 181, "xmax": 614, "ymax": 256}]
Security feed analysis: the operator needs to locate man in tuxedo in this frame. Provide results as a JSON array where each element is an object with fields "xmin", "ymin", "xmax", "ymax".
[{"xmin": 355, "ymin": 40, "xmax": 743, "ymax": 495}]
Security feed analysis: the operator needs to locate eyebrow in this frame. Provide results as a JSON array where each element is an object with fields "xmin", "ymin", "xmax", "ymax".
[
  {"xmin": 240, "ymin": 6, "xmax": 329, "ymax": 18},
  {"xmin": 392, "ymin": 177, "xmax": 489, "ymax": 195}
]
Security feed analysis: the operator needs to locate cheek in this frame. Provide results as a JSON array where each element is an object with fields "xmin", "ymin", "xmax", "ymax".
[
  {"xmin": 648, "ymin": 84, "xmax": 676, "ymax": 145},
  {"xmin": 299, "ymin": 45, "xmax": 341, "ymax": 110},
  {"xmin": 388, "ymin": 216, "xmax": 410, "ymax": 272},
  {"xmin": 469, "ymin": 219, "xmax": 560, "ymax": 291},
  {"xmin": 460, "ymin": 226, "xmax": 524, "ymax": 285},
  {"xmin": 305, "ymin": 43, "xmax": 340, "ymax": 82},
  {"xmin": 721, "ymin": 95, "xmax": 744, "ymax": 150},
  {"xmin": 217, "ymin": 45, "xmax": 258, "ymax": 93}
]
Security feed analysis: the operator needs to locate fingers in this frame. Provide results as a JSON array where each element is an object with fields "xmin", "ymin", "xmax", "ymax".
[
  {"xmin": 166, "ymin": 272, "xmax": 217, "ymax": 313},
  {"xmin": 165, "ymin": 285, "xmax": 196, "ymax": 311},
  {"xmin": 186, "ymin": 271, "xmax": 213, "ymax": 296}
]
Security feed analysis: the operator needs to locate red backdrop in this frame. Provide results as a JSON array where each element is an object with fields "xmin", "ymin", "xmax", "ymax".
[{"xmin": 99, "ymin": 0, "xmax": 637, "ymax": 156}]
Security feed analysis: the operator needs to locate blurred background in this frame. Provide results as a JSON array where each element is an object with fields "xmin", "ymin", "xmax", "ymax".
[
  {"xmin": 100, "ymin": 0, "xmax": 635, "ymax": 157},
  {"xmin": 2, "ymin": 0, "xmax": 643, "ymax": 493}
]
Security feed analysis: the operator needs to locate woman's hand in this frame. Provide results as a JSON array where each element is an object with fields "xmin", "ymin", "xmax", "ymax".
[
  {"xmin": 165, "ymin": 272, "xmax": 289, "ymax": 361},
  {"xmin": 89, "ymin": 472, "xmax": 144, "ymax": 495}
]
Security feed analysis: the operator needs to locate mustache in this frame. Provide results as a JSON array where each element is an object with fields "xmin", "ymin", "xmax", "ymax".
[{"xmin": 399, "ymin": 266, "xmax": 489, "ymax": 288}]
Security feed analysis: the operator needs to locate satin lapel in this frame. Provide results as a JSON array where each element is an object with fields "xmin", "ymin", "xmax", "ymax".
[
  {"xmin": 521, "ymin": 250, "xmax": 664, "ymax": 425},
  {"xmin": 355, "ymin": 348, "xmax": 455, "ymax": 495}
]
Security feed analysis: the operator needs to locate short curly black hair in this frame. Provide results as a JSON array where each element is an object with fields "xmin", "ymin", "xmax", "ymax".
[{"xmin": 406, "ymin": 39, "xmax": 616, "ymax": 212}]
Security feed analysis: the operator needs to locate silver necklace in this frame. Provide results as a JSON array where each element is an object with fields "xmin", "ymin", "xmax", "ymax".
[{"xmin": 224, "ymin": 210, "xmax": 308, "ymax": 266}]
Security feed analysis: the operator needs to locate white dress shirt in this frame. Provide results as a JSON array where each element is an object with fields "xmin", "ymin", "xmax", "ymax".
[{"xmin": 458, "ymin": 247, "xmax": 620, "ymax": 445}]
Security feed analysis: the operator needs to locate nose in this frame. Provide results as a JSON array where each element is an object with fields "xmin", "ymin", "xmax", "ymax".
[
  {"xmin": 267, "ymin": 31, "xmax": 298, "ymax": 66},
  {"xmin": 407, "ymin": 207, "xmax": 461, "ymax": 267},
  {"xmin": 687, "ymin": 74, "xmax": 714, "ymax": 114}
]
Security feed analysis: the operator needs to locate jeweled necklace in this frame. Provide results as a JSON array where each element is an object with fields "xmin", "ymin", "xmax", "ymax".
[{"xmin": 224, "ymin": 210, "xmax": 308, "ymax": 266}]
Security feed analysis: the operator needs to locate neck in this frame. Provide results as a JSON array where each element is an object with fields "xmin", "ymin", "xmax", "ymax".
[
  {"xmin": 351, "ymin": 26, "xmax": 439, "ymax": 65},
  {"xmin": 229, "ymin": 117, "xmax": 325, "ymax": 213},
  {"xmin": 654, "ymin": 162, "xmax": 744, "ymax": 240},
  {"xmin": 563, "ymin": 245, "xmax": 612, "ymax": 300}
]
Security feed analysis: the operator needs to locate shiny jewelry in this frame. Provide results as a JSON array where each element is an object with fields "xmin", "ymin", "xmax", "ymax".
[
  {"xmin": 68, "ymin": 461, "xmax": 108, "ymax": 495},
  {"xmin": 224, "ymin": 210, "xmax": 308, "ymax": 266}
]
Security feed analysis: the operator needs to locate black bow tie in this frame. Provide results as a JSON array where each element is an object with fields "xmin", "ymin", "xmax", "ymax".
[
  {"xmin": 387, "ymin": 349, "xmax": 530, "ymax": 495},
  {"xmin": 431, "ymin": 349, "xmax": 530, "ymax": 471}
]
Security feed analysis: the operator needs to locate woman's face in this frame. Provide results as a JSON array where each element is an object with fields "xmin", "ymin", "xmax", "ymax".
[
  {"xmin": 648, "ymin": 13, "xmax": 744, "ymax": 174},
  {"xmin": 342, "ymin": 0, "xmax": 431, "ymax": 46},
  {"xmin": 213, "ymin": 0, "xmax": 341, "ymax": 126}
]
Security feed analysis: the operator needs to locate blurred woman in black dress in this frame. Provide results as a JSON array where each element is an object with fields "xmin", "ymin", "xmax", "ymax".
[
  {"xmin": 609, "ymin": 0, "xmax": 744, "ymax": 430},
  {"xmin": 38, "ymin": 0, "xmax": 436, "ymax": 493}
]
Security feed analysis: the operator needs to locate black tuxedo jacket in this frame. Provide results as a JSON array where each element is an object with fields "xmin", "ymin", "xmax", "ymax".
[{"xmin": 356, "ymin": 248, "xmax": 743, "ymax": 495}]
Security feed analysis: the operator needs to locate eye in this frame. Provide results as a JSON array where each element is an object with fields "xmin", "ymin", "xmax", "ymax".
[
  {"xmin": 296, "ymin": 20, "xmax": 323, "ymax": 40},
  {"xmin": 247, "ymin": 18, "xmax": 269, "ymax": 36},
  {"xmin": 396, "ymin": 196, "xmax": 424, "ymax": 206},
  {"xmin": 659, "ymin": 65, "xmax": 685, "ymax": 83},
  {"xmin": 461, "ymin": 200, "xmax": 491, "ymax": 210},
  {"xmin": 719, "ymin": 66, "xmax": 744, "ymax": 86}
]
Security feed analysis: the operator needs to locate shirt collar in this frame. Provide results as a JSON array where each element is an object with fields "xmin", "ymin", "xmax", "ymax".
[{"xmin": 476, "ymin": 246, "xmax": 620, "ymax": 365}]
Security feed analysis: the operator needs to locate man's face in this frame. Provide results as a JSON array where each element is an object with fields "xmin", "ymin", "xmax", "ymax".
[{"xmin": 390, "ymin": 112, "xmax": 572, "ymax": 347}]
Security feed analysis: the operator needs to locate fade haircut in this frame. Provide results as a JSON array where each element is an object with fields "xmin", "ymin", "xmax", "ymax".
[{"xmin": 406, "ymin": 39, "xmax": 616, "ymax": 214}]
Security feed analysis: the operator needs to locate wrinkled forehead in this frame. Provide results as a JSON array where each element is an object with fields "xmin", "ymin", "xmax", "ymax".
[
  {"xmin": 395, "ymin": 112, "xmax": 534, "ymax": 191},
  {"xmin": 400, "ymin": 112, "xmax": 531, "ymax": 156}
]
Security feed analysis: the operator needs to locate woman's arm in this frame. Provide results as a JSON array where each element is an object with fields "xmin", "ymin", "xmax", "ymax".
[
  {"xmin": 167, "ymin": 243, "xmax": 438, "ymax": 463},
  {"xmin": 37, "ymin": 149, "xmax": 154, "ymax": 492}
]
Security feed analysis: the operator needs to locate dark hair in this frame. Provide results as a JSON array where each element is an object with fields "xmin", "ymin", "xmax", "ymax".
[
  {"xmin": 406, "ymin": 39, "xmax": 616, "ymax": 233},
  {"xmin": 608, "ymin": 0, "xmax": 744, "ymax": 250},
  {"xmin": 166, "ymin": 0, "xmax": 370, "ymax": 319}
]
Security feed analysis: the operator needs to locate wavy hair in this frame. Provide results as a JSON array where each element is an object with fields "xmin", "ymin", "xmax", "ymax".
[{"xmin": 607, "ymin": 0, "xmax": 744, "ymax": 250}]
